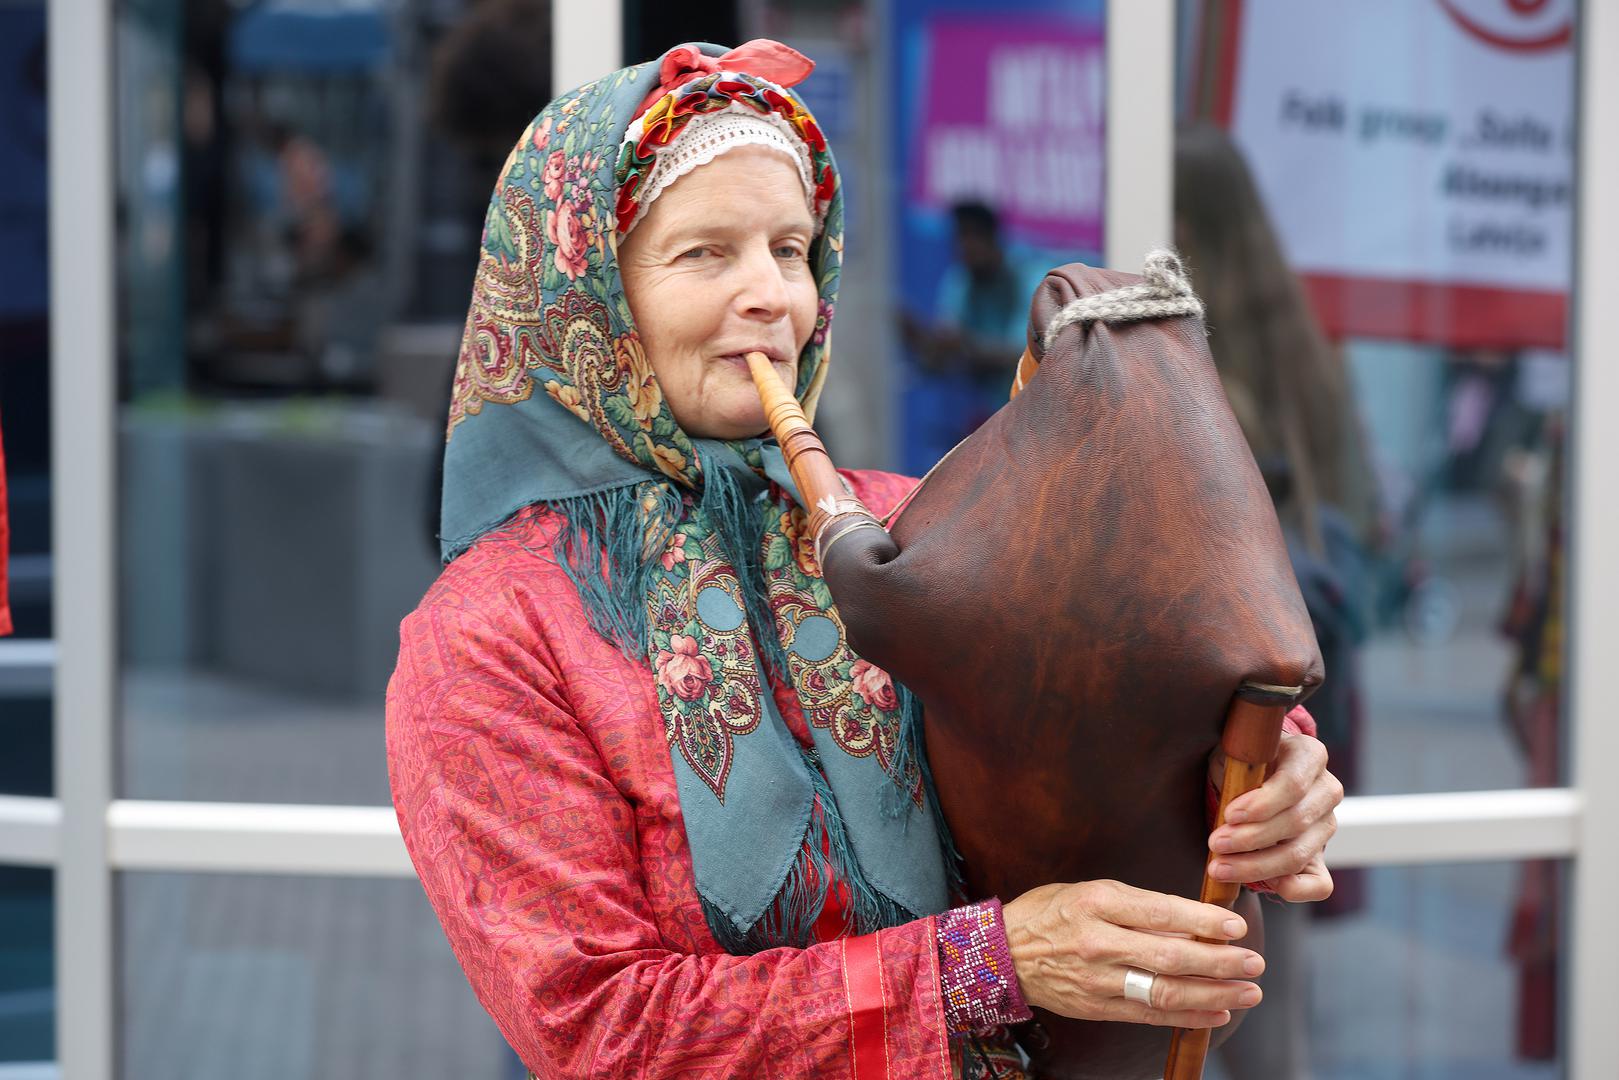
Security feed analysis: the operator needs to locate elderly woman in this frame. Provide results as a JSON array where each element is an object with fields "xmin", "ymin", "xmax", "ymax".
[{"xmin": 387, "ymin": 40, "xmax": 1341, "ymax": 1078}]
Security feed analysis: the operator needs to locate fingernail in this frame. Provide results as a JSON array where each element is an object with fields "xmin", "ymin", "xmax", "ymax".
[
  {"xmin": 1210, "ymin": 833, "xmax": 1234, "ymax": 853},
  {"xmin": 1243, "ymin": 954, "xmax": 1265, "ymax": 976},
  {"xmin": 1222, "ymin": 918, "xmax": 1245, "ymax": 938},
  {"xmin": 1225, "ymin": 810, "xmax": 1246, "ymax": 823},
  {"xmin": 1210, "ymin": 860, "xmax": 1233, "ymax": 879},
  {"xmin": 1240, "ymin": 988, "xmax": 1262, "ymax": 1006}
]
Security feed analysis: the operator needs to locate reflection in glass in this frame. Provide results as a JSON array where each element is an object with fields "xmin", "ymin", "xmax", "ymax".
[
  {"xmin": 889, "ymin": 0, "xmax": 1108, "ymax": 474},
  {"xmin": 120, "ymin": 873, "xmax": 516, "ymax": 1079},
  {"xmin": 1175, "ymin": 0, "xmax": 1574, "ymax": 797},
  {"xmin": 1211, "ymin": 861, "xmax": 1563, "ymax": 1080},
  {"xmin": 112, "ymin": 0, "xmax": 547, "ymax": 802}
]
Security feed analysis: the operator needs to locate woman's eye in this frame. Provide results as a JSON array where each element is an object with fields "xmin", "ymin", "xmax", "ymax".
[
  {"xmin": 774, "ymin": 245, "xmax": 806, "ymax": 259},
  {"xmin": 679, "ymin": 247, "xmax": 710, "ymax": 260}
]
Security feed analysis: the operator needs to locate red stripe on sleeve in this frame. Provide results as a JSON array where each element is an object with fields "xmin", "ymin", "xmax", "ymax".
[{"xmin": 842, "ymin": 932, "xmax": 890, "ymax": 1080}]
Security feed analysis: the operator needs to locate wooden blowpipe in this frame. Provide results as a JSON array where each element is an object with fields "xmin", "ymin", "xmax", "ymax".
[
  {"xmin": 744, "ymin": 351, "xmax": 887, "ymax": 562},
  {"xmin": 1163, "ymin": 681, "xmax": 1300, "ymax": 1080}
]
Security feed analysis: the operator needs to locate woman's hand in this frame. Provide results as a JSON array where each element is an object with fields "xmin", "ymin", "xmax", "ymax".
[
  {"xmin": 1002, "ymin": 880, "xmax": 1264, "ymax": 1028},
  {"xmin": 1206, "ymin": 731, "xmax": 1341, "ymax": 902}
]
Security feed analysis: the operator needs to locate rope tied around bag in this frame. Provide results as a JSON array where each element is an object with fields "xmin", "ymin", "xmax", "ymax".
[{"xmin": 1040, "ymin": 249, "xmax": 1205, "ymax": 350}]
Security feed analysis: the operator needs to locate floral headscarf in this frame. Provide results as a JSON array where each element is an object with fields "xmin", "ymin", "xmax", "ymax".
[{"xmin": 440, "ymin": 41, "xmax": 950, "ymax": 952}]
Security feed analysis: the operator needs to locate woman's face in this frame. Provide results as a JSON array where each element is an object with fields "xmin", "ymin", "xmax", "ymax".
[{"xmin": 618, "ymin": 145, "xmax": 819, "ymax": 441}]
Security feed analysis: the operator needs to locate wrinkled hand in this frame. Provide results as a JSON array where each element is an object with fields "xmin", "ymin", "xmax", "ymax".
[
  {"xmin": 1002, "ymin": 880, "xmax": 1265, "ymax": 1029},
  {"xmin": 1206, "ymin": 731, "xmax": 1341, "ymax": 902}
]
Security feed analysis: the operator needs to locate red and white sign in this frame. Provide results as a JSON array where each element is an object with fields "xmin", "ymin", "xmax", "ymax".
[{"xmin": 1216, "ymin": 0, "xmax": 1573, "ymax": 348}]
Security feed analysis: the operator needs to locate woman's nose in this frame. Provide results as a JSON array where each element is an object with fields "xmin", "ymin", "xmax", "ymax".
[{"xmin": 733, "ymin": 244, "xmax": 791, "ymax": 321}]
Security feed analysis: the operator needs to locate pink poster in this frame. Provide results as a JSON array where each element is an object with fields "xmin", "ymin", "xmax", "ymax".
[{"xmin": 909, "ymin": 19, "xmax": 1105, "ymax": 252}]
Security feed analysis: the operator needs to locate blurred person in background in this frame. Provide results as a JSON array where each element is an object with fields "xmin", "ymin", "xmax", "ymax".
[
  {"xmin": 1175, "ymin": 122, "xmax": 1379, "ymax": 818},
  {"xmin": 1175, "ymin": 121, "xmax": 1381, "ymax": 1079},
  {"xmin": 387, "ymin": 43, "xmax": 1340, "ymax": 1079},
  {"xmin": 901, "ymin": 200, "xmax": 1047, "ymax": 446},
  {"xmin": 237, "ymin": 117, "xmax": 344, "ymax": 292},
  {"xmin": 1498, "ymin": 369, "xmax": 1568, "ymax": 1060},
  {"xmin": 295, "ymin": 226, "xmax": 387, "ymax": 389},
  {"xmin": 429, "ymin": 0, "xmax": 554, "ymax": 191}
]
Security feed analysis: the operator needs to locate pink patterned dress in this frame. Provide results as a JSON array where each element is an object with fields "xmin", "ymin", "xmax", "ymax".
[{"xmin": 387, "ymin": 469, "xmax": 1029, "ymax": 1079}]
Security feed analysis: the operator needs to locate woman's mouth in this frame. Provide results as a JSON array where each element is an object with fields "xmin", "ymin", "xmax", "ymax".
[{"xmin": 720, "ymin": 351, "xmax": 791, "ymax": 369}]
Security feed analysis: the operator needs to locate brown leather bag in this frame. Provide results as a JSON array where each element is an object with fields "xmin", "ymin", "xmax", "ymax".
[{"xmin": 822, "ymin": 261, "xmax": 1323, "ymax": 1079}]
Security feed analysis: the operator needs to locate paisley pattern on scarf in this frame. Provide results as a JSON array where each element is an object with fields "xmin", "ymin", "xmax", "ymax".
[
  {"xmin": 766, "ymin": 506, "xmax": 919, "ymax": 802},
  {"xmin": 449, "ymin": 89, "xmax": 631, "ymax": 436},
  {"xmin": 650, "ymin": 529, "xmax": 765, "ymax": 801}
]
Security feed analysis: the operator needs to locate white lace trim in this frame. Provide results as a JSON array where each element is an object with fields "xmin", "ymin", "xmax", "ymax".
[{"xmin": 621, "ymin": 100, "xmax": 823, "ymax": 237}]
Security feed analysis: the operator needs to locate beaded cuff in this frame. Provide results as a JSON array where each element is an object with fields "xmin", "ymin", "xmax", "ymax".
[{"xmin": 937, "ymin": 899, "xmax": 1033, "ymax": 1035}]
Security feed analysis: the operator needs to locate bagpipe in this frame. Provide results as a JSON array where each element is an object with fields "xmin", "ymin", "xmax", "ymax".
[{"xmin": 749, "ymin": 252, "xmax": 1323, "ymax": 1079}]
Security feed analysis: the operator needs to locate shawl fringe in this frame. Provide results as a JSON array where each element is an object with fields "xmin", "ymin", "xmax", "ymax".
[
  {"xmin": 541, "ymin": 483, "xmax": 682, "ymax": 660},
  {"xmin": 528, "ymin": 446, "xmax": 792, "ymax": 679},
  {"xmin": 702, "ymin": 746, "xmax": 918, "ymax": 953},
  {"xmin": 890, "ymin": 685, "xmax": 968, "ymax": 903},
  {"xmin": 695, "ymin": 445, "xmax": 790, "ymax": 679}
]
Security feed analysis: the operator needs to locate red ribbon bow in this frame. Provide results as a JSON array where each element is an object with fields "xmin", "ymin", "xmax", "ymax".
[{"xmin": 632, "ymin": 39, "xmax": 815, "ymax": 121}]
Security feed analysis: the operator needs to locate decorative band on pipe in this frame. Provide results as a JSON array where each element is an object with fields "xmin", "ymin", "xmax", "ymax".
[{"xmin": 816, "ymin": 518, "xmax": 886, "ymax": 568}]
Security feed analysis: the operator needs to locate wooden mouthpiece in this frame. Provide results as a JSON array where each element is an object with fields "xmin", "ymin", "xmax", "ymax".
[{"xmin": 744, "ymin": 351, "xmax": 883, "ymax": 558}]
